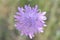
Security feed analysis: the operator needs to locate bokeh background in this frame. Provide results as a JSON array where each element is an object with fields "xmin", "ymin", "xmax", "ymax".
[{"xmin": 0, "ymin": 0, "xmax": 60, "ymax": 40}]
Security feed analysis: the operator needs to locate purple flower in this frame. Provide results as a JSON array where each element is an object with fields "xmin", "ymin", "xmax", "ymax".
[{"xmin": 14, "ymin": 5, "xmax": 47, "ymax": 39}]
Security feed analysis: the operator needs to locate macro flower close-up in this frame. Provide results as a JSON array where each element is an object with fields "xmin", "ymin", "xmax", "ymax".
[
  {"xmin": 14, "ymin": 5, "xmax": 47, "ymax": 39},
  {"xmin": 0, "ymin": 0, "xmax": 60, "ymax": 40}
]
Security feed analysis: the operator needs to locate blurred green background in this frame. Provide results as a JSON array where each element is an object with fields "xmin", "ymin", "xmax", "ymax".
[{"xmin": 0, "ymin": 0, "xmax": 60, "ymax": 40}]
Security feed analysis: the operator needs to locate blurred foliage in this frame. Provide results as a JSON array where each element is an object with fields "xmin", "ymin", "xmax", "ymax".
[{"xmin": 0, "ymin": 0, "xmax": 60, "ymax": 40}]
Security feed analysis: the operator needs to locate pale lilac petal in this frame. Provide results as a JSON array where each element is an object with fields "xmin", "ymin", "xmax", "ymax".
[
  {"xmin": 29, "ymin": 34, "xmax": 32, "ymax": 39},
  {"xmin": 44, "ymin": 24, "xmax": 47, "ymax": 27},
  {"xmin": 41, "ymin": 12, "xmax": 46, "ymax": 15},
  {"xmin": 38, "ymin": 27, "xmax": 44, "ymax": 33}
]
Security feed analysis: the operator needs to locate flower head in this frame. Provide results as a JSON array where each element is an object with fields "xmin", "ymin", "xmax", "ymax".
[{"xmin": 14, "ymin": 5, "xmax": 47, "ymax": 39}]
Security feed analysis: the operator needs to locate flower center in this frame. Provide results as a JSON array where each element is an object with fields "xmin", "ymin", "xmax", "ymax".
[{"xmin": 24, "ymin": 17, "xmax": 35, "ymax": 27}]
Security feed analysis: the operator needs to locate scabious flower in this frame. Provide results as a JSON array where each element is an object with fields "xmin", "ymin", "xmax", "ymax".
[{"xmin": 14, "ymin": 5, "xmax": 47, "ymax": 39}]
